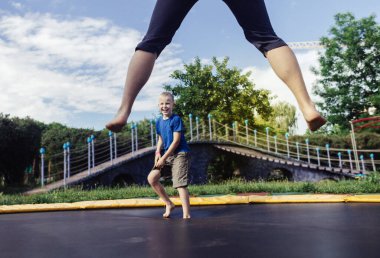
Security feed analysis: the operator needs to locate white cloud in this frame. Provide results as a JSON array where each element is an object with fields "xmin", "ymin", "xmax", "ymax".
[
  {"xmin": 0, "ymin": 13, "xmax": 182, "ymax": 127},
  {"xmin": 10, "ymin": 1, "xmax": 24, "ymax": 10},
  {"xmin": 243, "ymin": 50, "xmax": 321, "ymax": 134}
]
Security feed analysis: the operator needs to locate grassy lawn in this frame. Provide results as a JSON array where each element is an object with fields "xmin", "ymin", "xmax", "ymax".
[{"xmin": 1, "ymin": 173, "xmax": 380, "ymax": 206}]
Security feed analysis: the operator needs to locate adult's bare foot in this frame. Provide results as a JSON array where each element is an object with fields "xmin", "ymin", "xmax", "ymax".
[
  {"xmin": 306, "ymin": 115, "xmax": 327, "ymax": 132},
  {"xmin": 302, "ymin": 105, "xmax": 327, "ymax": 132},
  {"xmin": 105, "ymin": 110, "xmax": 129, "ymax": 133},
  {"xmin": 163, "ymin": 202, "xmax": 175, "ymax": 218}
]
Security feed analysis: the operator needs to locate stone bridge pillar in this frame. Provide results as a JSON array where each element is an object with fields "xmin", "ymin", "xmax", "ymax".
[
  {"xmin": 93, "ymin": 151, "xmax": 155, "ymax": 187},
  {"xmin": 238, "ymin": 157, "xmax": 272, "ymax": 180},
  {"xmin": 187, "ymin": 142, "xmax": 218, "ymax": 184}
]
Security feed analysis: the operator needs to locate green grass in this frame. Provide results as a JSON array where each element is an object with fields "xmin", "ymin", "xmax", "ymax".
[{"xmin": 1, "ymin": 173, "xmax": 380, "ymax": 206}]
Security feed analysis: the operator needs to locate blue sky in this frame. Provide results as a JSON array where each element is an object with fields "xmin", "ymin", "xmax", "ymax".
[{"xmin": 0, "ymin": 0, "xmax": 379, "ymax": 134}]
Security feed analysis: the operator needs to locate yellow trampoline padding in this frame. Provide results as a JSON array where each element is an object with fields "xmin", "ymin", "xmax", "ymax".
[
  {"xmin": 189, "ymin": 195, "xmax": 250, "ymax": 205},
  {"xmin": 248, "ymin": 194, "xmax": 349, "ymax": 203},
  {"xmin": 0, "ymin": 199, "xmax": 164, "ymax": 214},
  {"xmin": 1, "ymin": 194, "xmax": 380, "ymax": 214},
  {"xmin": 345, "ymin": 194, "xmax": 380, "ymax": 203}
]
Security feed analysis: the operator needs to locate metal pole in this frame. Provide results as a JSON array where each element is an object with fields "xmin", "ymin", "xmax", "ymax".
[
  {"xmin": 338, "ymin": 152, "xmax": 342, "ymax": 168},
  {"xmin": 350, "ymin": 121, "xmax": 360, "ymax": 171},
  {"xmin": 189, "ymin": 114, "xmax": 193, "ymax": 141},
  {"xmin": 266, "ymin": 127, "xmax": 270, "ymax": 152},
  {"xmin": 360, "ymin": 155, "xmax": 366, "ymax": 173},
  {"xmin": 109, "ymin": 131, "xmax": 113, "ymax": 165},
  {"xmin": 87, "ymin": 137, "xmax": 91, "ymax": 175},
  {"xmin": 63, "ymin": 143, "xmax": 67, "ymax": 189},
  {"xmin": 131, "ymin": 124, "xmax": 135, "ymax": 154},
  {"xmin": 326, "ymin": 144, "xmax": 331, "ymax": 168},
  {"xmin": 196, "ymin": 117, "xmax": 199, "ymax": 140},
  {"xmin": 274, "ymin": 136, "xmax": 278, "ymax": 154},
  {"xmin": 114, "ymin": 133, "xmax": 117, "ymax": 158},
  {"xmin": 254, "ymin": 130, "xmax": 257, "ymax": 147},
  {"xmin": 91, "ymin": 135, "xmax": 95, "ymax": 168},
  {"xmin": 66, "ymin": 142, "xmax": 70, "ymax": 178},
  {"xmin": 285, "ymin": 133, "xmax": 290, "ymax": 158},
  {"xmin": 296, "ymin": 142, "xmax": 300, "ymax": 160},
  {"xmin": 347, "ymin": 149, "xmax": 353, "ymax": 171},
  {"xmin": 202, "ymin": 121, "xmax": 205, "ymax": 139},
  {"xmin": 213, "ymin": 119, "xmax": 216, "ymax": 140},
  {"xmin": 316, "ymin": 148, "xmax": 320, "ymax": 166},
  {"xmin": 305, "ymin": 138, "xmax": 310, "ymax": 164},
  {"xmin": 245, "ymin": 119, "xmax": 249, "ymax": 145},
  {"xmin": 40, "ymin": 148, "xmax": 45, "ymax": 187},
  {"xmin": 232, "ymin": 123, "xmax": 236, "ymax": 142},
  {"xmin": 135, "ymin": 123, "xmax": 138, "ymax": 151},
  {"xmin": 208, "ymin": 114, "xmax": 212, "ymax": 140},
  {"xmin": 370, "ymin": 153, "xmax": 376, "ymax": 172},
  {"xmin": 235, "ymin": 122, "xmax": 239, "ymax": 143}
]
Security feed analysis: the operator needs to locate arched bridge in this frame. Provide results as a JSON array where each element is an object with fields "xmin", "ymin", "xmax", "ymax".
[
  {"xmin": 27, "ymin": 140, "xmax": 356, "ymax": 195},
  {"xmin": 28, "ymin": 117, "xmax": 378, "ymax": 195}
]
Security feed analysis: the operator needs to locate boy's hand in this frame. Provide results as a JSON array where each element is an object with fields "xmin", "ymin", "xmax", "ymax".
[
  {"xmin": 154, "ymin": 153, "xmax": 161, "ymax": 164},
  {"xmin": 155, "ymin": 157, "xmax": 165, "ymax": 169}
]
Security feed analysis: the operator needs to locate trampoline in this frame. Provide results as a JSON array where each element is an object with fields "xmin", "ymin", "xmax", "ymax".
[{"xmin": 1, "ymin": 203, "xmax": 380, "ymax": 258}]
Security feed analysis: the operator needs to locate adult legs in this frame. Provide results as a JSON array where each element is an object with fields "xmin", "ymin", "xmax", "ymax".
[
  {"xmin": 106, "ymin": 0, "xmax": 198, "ymax": 132},
  {"xmin": 266, "ymin": 46, "xmax": 326, "ymax": 131},
  {"xmin": 223, "ymin": 0, "xmax": 326, "ymax": 131},
  {"xmin": 106, "ymin": 51, "xmax": 156, "ymax": 132},
  {"xmin": 147, "ymin": 169, "xmax": 175, "ymax": 218}
]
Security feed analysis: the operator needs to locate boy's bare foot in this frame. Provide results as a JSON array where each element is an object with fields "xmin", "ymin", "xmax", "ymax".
[
  {"xmin": 183, "ymin": 214, "xmax": 191, "ymax": 219},
  {"xmin": 306, "ymin": 115, "xmax": 327, "ymax": 132},
  {"xmin": 163, "ymin": 202, "xmax": 175, "ymax": 218},
  {"xmin": 106, "ymin": 109, "xmax": 129, "ymax": 133}
]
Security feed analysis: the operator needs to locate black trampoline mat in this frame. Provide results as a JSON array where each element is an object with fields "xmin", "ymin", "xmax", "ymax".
[{"xmin": 1, "ymin": 203, "xmax": 380, "ymax": 258}]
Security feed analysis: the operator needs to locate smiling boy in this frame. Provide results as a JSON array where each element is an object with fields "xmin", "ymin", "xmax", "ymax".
[{"xmin": 147, "ymin": 92, "xmax": 191, "ymax": 219}]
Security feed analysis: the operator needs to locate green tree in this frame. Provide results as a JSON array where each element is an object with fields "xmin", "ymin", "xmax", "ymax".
[
  {"xmin": 0, "ymin": 114, "xmax": 45, "ymax": 186},
  {"xmin": 40, "ymin": 123, "xmax": 97, "ymax": 179},
  {"xmin": 164, "ymin": 57, "xmax": 273, "ymax": 126},
  {"xmin": 312, "ymin": 12, "xmax": 380, "ymax": 130},
  {"xmin": 268, "ymin": 101, "xmax": 297, "ymax": 134},
  {"xmin": 41, "ymin": 123, "xmax": 95, "ymax": 156}
]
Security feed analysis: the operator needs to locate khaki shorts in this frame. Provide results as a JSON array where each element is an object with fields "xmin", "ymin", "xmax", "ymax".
[{"xmin": 153, "ymin": 152, "xmax": 190, "ymax": 188}]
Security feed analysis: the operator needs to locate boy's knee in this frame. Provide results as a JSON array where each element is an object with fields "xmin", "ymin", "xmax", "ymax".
[
  {"xmin": 147, "ymin": 175, "xmax": 155, "ymax": 186},
  {"xmin": 147, "ymin": 170, "xmax": 160, "ymax": 185}
]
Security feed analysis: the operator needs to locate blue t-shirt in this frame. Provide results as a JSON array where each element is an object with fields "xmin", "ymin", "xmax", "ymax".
[{"xmin": 156, "ymin": 114, "xmax": 190, "ymax": 154}]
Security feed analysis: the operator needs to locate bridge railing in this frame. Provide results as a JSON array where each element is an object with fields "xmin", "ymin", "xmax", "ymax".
[
  {"xmin": 207, "ymin": 119, "xmax": 379, "ymax": 174},
  {"xmin": 185, "ymin": 116, "xmax": 379, "ymax": 174},
  {"xmin": 38, "ymin": 115, "xmax": 379, "ymax": 188},
  {"xmin": 38, "ymin": 127, "xmax": 156, "ymax": 187}
]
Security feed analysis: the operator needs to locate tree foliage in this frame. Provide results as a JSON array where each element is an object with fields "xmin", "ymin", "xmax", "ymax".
[
  {"xmin": 164, "ymin": 57, "xmax": 273, "ymax": 126},
  {"xmin": 0, "ymin": 114, "xmax": 100, "ymax": 187},
  {"xmin": 0, "ymin": 114, "xmax": 45, "ymax": 185},
  {"xmin": 268, "ymin": 102, "xmax": 297, "ymax": 134},
  {"xmin": 41, "ymin": 123, "xmax": 95, "ymax": 157},
  {"xmin": 312, "ymin": 13, "xmax": 380, "ymax": 130}
]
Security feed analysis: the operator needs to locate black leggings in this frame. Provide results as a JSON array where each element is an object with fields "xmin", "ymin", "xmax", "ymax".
[{"xmin": 136, "ymin": 0, "xmax": 286, "ymax": 57}]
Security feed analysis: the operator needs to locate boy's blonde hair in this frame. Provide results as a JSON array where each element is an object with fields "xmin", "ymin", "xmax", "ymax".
[{"xmin": 159, "ymin": 92, "xmax": 174, "ymax": 102}]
